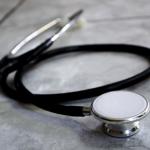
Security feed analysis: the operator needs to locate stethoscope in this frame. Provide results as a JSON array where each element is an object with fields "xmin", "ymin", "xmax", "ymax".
[{"xmin": 0, "ymin": 9, "xmax": 150, "ymax": 138}]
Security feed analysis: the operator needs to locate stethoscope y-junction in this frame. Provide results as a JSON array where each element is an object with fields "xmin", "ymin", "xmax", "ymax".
[{"xmin": 0, "ymin": 10, "xmax": 150, "ymax": 137}]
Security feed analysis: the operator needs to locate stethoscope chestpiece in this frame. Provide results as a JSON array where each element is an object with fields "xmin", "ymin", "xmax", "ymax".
[{"xmin": 91, "ymin": 91, "xmax": 150, "ymax": 138}]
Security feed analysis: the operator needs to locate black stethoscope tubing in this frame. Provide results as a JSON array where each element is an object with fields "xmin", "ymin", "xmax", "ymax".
[{"xmin": 1, "ymin": 43, "xmax": 150, "ymax": 116}]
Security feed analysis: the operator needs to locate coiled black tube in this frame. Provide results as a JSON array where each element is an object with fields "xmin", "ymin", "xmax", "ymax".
[{"xmin": 1, "ymin": 44, "xmax": 150, "ymax": 116}]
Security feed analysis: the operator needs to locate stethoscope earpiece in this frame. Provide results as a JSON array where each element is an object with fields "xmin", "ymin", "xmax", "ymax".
[{"xmin": 91, "ymin": 91, "xmax": 150, "ymax": 138}]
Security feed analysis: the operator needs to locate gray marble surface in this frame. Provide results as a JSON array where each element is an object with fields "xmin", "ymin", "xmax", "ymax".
[{"xmin": 1, "ymin": 0, "xmax": 150, "ymax": 149}]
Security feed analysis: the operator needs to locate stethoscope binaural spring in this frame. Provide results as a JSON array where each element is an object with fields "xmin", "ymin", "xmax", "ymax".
[{"xmin": 0, "ymin": 9, "xmax": 150, "ymax": 137}]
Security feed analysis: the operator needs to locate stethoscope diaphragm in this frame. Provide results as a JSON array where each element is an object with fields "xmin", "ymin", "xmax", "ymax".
[{"xmin": 91, "ymin": 91, "xmax": 150, "ymax": 137}]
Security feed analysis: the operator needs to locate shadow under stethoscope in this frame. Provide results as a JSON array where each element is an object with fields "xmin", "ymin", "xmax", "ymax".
[{"xmin": 75, "ymin": 118, "xmax": 150, "ymax": 149}]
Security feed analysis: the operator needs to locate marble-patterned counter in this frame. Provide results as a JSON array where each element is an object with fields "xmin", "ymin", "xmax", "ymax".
[{"xmin": 0, "ymin": 0, "xmax": 150, "ymax": 149}]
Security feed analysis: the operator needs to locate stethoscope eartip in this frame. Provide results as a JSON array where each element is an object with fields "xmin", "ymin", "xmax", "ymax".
[{"xmin": 91, "ymin": 91, "xmax": 150, "ymax": 138}]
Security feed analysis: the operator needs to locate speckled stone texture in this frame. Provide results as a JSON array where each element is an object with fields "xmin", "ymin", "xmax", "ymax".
[{"xmin": 0, "ymin": 0, "xmax": 150, "ymax": 149}]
